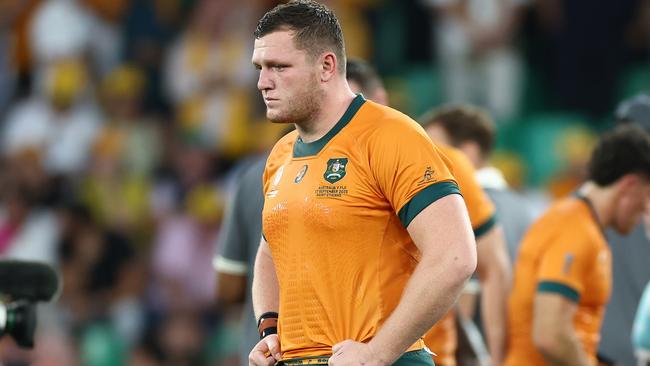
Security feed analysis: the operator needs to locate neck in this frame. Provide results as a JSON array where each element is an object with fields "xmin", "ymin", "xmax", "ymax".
[
  {"xmin": 578, "ymin": 181, "xmax": 616, "ymax": 228},
  {"xmin": 295, "ymin": 82, "xmax": 356, "ymax": 143}
]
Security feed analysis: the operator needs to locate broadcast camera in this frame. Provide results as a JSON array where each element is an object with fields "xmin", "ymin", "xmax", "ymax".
[{"xmin": 0, "ymin": 260, "xmax": 61, "ymax": 348}]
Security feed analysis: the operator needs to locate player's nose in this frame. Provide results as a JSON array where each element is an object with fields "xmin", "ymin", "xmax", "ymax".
[{"xmin": 257, "ymin": 68, "xmax": 273, "ymax": 91}]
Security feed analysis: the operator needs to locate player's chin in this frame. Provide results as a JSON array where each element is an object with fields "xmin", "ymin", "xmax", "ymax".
[{"xmin": 266, "ymin": 111, "xmax": 291, "ymax": 124}]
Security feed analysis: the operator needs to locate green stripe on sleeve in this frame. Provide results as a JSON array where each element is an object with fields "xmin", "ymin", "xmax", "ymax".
[
  {"xmin": 537, "ymin": 281, "xmax": 580, "ymax": 303},
  {"xmin": 398, "ymin": 181, "xmax": 461, "ymax": 228},
  {"xmin": 473, "ymin": 214, "xmax": 497, "ymax": 238}
]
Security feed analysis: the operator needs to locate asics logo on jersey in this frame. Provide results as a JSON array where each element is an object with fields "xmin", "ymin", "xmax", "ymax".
[
  {"xmin": 295, "ymin": 165, "xmax": 308, "ymax": 183},
  {"xmin": 563, "ymin": 253, "xmax": 574, "ymax": 274}
]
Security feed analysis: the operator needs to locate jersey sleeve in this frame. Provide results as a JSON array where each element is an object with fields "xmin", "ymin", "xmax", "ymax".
[
  {"xmin": 368, "ymin": 118, "xmax": 460, "ymax": 228},
  {"xmin": 536, "ymin": 234, "xmax": 593, "ymax": 302},
  {"xmin": 261, "ymin": 154, "xmax": 275, "ymax": 241},
  {"xmin": 262, "ymin": 162, "xmax": 271, "ymax": 196},
  {"xmin": 262, "ymin": 131, "xmax": 296, "ymax": 196},
  {"xmin": 214, "ymin": 167, "xmax": 255, "ymax": 275},
  {"xmin": 260, "ymin": 133, "xmax": 295, "ymax": 241},
  {"xmin": 633, "ymin": 281, "xmax": 650, "ymax": 350},
  {"xmin": 442, "ymin": 146, "xmax": 497, "ymax": 237}
]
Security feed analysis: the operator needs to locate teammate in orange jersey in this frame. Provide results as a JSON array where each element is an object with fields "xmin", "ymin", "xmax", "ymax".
[
  {"xmin": 504, "ymin": 125, "xmax": 650, "ymax": 366},
  {"xmin": 345, "ymin": 58, "xmax": 389, "ymax": 106},
  {"xmin": 348, "ymin": 59, "xmax": 511, "ymax": 366},
  {"xmin": 248, "ymin": 2, "xmax": 477, "ymax": 366},
  {"xmin": 418, "ymin": 144, "xmax": 510, "ymax": 366}
]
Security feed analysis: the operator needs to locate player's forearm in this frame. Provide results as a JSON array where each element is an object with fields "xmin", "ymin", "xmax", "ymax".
[
  {"xmin": 479, "ymin": 274, "xmax": 508, "ymax": 364},
  {"xmin": 368, "ymin": 254, "xmax": 474, "ymax": 365},
  {"xmin": 477, "ymin": 227, "xmax": 511, "ymax": 364},
  {"xmin": 536, "ymin": 328, "xmax": 592, "ymax": 366},
  {"xmin": 252, "ymin": 245, "xmax": 280, "ymax": 319}
]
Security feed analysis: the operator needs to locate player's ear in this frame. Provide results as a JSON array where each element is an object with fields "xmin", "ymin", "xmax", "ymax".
[
  {"xmin": 615, "ymin": 173, "xmax": 642, "ymax": 197},
  {"xmin": 320, "ymin": 52, "xmax": 337, "ymax": 82},
  {"xmin": 619, "ymin": 174, "xmax": 640, "ymax": 188}
]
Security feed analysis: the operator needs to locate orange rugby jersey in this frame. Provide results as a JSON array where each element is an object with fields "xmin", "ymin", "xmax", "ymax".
[
  {"xmin": 262, "ymin": 95, "xmax": 461, "ymax": 359},
  {"xmin": 439, "ymin": 145, "xmax": 497, "ymax": 237},
  {"xmin": 504, "ymin": 196, "xmax": 611, "ymax": 366},
  {"xmin": 423, "ymin": 144, "xmax": 497, "ymax": 366}
]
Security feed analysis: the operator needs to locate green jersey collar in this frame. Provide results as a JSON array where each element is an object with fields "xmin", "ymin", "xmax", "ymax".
[{"xmin": 293, "ymin": 94, "xmax": 366, "ymax": 158}]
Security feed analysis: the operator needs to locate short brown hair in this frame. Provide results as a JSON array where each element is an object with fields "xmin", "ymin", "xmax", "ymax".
[
  {"xmin": 346, "ymin": 58, "xmax": 383, "ymax": 96},
  {"xmin": 419, "ymin": 105, "xmax": 496, "ymax": 158},
  {"xmin": 587, "ymin": 124, "xmax": 650, "ymax": 186},
  {"xmin": 254, "ymin": 0, "xmax": 346, "ymax": 74}
]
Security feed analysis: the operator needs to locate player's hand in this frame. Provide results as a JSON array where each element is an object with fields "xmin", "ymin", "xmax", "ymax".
[
  {"xmin": 328, "ymin": 340, "xmax": 388, "ymax": 366},
  {"xmin": 249, "ymin": 334, "xmax": 282, "ymax": 366}
]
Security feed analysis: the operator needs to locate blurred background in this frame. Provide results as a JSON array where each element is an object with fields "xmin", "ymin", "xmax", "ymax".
[{"xmin": 0, "ymin": 0, "xmax": 648, "ymax": 365}]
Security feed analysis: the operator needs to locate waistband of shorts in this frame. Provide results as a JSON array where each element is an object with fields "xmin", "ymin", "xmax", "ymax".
[
  {"xmin": 276, "ymin": 356, "xmax": 330, "ymax": 366},
  {"xmin": 276, "ymin": 347, "xmax": 430, "ymax": 366}
]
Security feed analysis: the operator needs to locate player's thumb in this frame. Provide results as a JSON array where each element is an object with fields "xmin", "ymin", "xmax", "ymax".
[
  {"xmin": 332, "ymin": 339, "xmax": 352, "ymax": 354},
  {"xmin": 265, "ymin": 334, "xmax": 282, "ymax": 360}
]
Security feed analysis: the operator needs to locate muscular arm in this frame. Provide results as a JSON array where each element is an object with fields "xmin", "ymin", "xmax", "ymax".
[
  {"xmin": 475, "ymin": 224, "xmax": 511, "ymax": 365},
  {"xmin": 252, "ymin": 237, "xmax": 279, "ymax": 319},
  {"xmin": 532, "ymin": 293, "xmax": 592, "ymax": 366},
  {"xmin": 367, "ymin": 194, "xmax": 477, "ymax": 364},
  {"xmin": 249, "ymin": 236, "xmax": 282, "ymax": 366}
]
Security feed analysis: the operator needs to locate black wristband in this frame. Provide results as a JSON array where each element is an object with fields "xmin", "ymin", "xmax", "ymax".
[
  {"xmin": 257, "ymin": 312, "xmax": 279, "ymax": 339},
  {"xmin": 260, "ymin": 326, "xmax": 277, "ymax": 339}
]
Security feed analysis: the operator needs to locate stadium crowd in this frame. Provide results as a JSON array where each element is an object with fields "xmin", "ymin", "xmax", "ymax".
[{"xmin": 0, "ymin": 1, "xmax": 649, "ymax": 366}]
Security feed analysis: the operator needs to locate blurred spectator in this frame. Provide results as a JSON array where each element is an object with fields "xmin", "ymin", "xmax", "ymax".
[
  {"xmin": 97, "ymin": 64, "xmax": 161, "ymax": 175},
  {"xmin": 617, "ymin": 93, "xmax": 650, "ymax": 131},
  {"xmin": 324, "ymin": 0, "xmax": 378, "ymax": 61},
  {"xmin": 150, "ymin": 138, "xmax": 223, "ymax": 313},
  {"xmin": 164, "ymin": 0, "xmax": 259, "ymax": 158},
  {"xmin": 82, "ymin": 0, "xmax": 130, "ymax": 77},
  {"xmin": 546, "ymin": 126, "xmax": 597, "ymax": 199},
  {"xmin": 0, "ymin": 1, "xmax": 26, "ymax": 117},
  {"xmin": 599, "ymin": 93, "xmax": 650, "ymax": 366},
  {"xmin": 1, "ymin": 58, "xmax": 101, "ymax": 176},
  {"xmin": 621, "ymin": 0, "xmax": 650, "ymax": 60},
  {"xmin": 57, "ymin": 202, "xmax": 144, "ymax": 348},
  {"xmin": 9, "ymin": 0, "xmax": 41, "ymax": 97},
  {"xmin": 81, "ymin": 65, "xmax": 160, "ymax": 245},
  {"xmin": 128, "ymin": 309, "xmax": 241, "ymax": 366},
  {"xmin": 30, "ymin": 0, "xmax": 130, "ymax": 86},
  {"xmin": 534, "ymin": 0, "xmax": 644, "ymax": 117},
  {"xmin": 30, "ymin": 0, "xmax": 91, "ymax": 61},
  {"xmin": 157, "ymin": 311, "xmax": 204, "ymax": 366},
  {"xmin": 123, "ymin": 0, "xmax": 189, "ymax": 112},
  {"xmin": 0, "ymin": 179, "xmax": 59, "ymax": 264},
  {"xmin": 128, "ymin": 344, "xmax": 162, "ymax": 366},
  {"xmin": 424, "ymin": 0, "xmax": 529, "ymax": 121},
  {"xmin": 29, "ymin": 0, "xmax": 93, "ymax": 90},
  {"xmin": 5, "ymin": 146, "xmax": 64, "ymax": 208}
]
